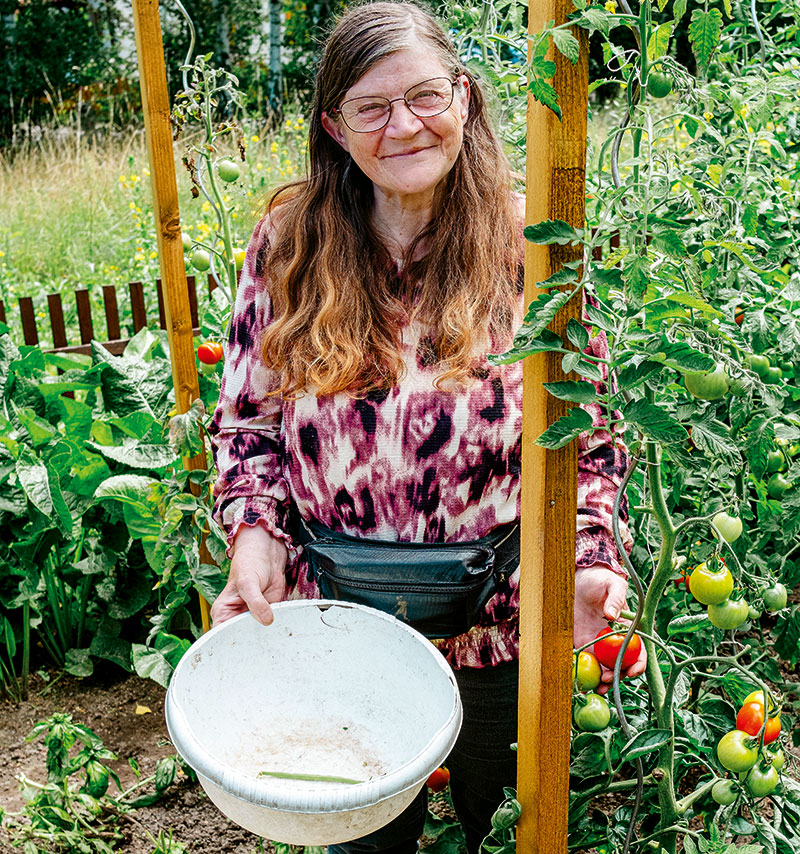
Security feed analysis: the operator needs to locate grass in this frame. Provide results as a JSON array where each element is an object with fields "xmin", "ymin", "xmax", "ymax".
[{"xmin": 0, "ymin": 114, "xmax": 308, "ymax": 348}]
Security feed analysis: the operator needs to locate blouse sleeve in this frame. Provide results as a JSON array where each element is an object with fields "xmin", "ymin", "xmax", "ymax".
[
  {"xmin": 207, "ymin": 215, "xmax": 297, "ymax": 561},
  {"xmin": 575, "ymin": 326, "xmax": 633, "ymax": 577}
]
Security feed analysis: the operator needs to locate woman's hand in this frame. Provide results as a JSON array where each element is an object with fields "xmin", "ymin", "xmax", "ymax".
[
  {"xmin": 573, "ymin": 565, "xmax": 647, "ymax": 694},
  {"xmin": 211, "ymin": 523, "xmax": 288, "ymax": 626}
]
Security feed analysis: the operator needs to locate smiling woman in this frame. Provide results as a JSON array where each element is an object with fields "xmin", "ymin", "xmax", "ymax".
[{"xmin": 206, "ymin": 2, "xmax": 639, "ymax": 852}]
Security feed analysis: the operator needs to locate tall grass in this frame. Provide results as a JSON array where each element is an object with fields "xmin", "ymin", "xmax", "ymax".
[{"xmin": 0, "ymin": 114, "xmax": 308, "ymax": 348}]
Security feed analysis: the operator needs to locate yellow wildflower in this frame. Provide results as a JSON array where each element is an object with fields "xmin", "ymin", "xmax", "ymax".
[{"xmin": 604, "ymin": 0, "xmax": 616, "ymax": 11}]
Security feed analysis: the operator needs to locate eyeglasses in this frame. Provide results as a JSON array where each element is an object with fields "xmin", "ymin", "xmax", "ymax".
[{"xmin": 331, "ymin": 77, "xmax": 459, "ymax": 133}]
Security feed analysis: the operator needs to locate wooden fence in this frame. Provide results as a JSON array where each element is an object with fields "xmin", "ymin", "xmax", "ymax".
[{"xmin": 0, "ymin": 274, "xmax": 218, "ymax": 356}]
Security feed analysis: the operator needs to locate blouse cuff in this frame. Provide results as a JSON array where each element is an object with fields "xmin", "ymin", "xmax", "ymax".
[
  {"xmin": 575, "ymin": 527, "xmax": 629, "ymax": 578},
  {"xmin": 222, "ymin": 497, "xmax": 298, "ymax": 563}
]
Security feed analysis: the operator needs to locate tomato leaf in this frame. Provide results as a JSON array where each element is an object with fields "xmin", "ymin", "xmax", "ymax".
[
  {"xmin": 543, "ymin": 381, "xmax": 598, "ymax": 404},
  {"xmin": 619, "ymin": 729, "xmax": 672, "ymax": 762},
  {"xmin": 622, "ymin": 399, "xmax": 687, "ymax": 443},
  {"xmin": 523, "ymin": 220, "xmax": 583, "ymax": 246},
  {"xmin": 534, "ymin": 407, "xmax": 594, "ymax": 449},
  {"xmin": 552, "ymin": 29, "xmax": 581, "ymax": 64},
  {"xmin": 688, "ymin": 8, "xmax": 723, "ymax": 70},
  {"xmin": 645, "ymin": 340, "xmax": 716, "ymax": 373}
]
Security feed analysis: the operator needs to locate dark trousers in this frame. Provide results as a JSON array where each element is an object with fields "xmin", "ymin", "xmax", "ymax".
[{"xmin": 327, "ymin": 659, "xmax": 519, "ymax": 854}]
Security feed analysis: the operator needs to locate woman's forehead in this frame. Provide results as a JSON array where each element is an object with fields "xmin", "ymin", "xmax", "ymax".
[{"xmin": 344, "ymin": 46, "xmax": 452, "ymax": 98}]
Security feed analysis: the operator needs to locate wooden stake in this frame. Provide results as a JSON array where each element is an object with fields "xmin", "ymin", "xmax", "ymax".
[
  {"xmin": 132, "ymin": 0, "xmax": 212, "ymax": 632},
  {"xmin": 516, "ymin": 6, "xmax": 589, "ymax": 852}
]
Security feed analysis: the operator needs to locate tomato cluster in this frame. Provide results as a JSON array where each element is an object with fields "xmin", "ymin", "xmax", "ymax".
[{"xmin": 713, "ymin": 690, "xmax": 784, "ymax": 801}]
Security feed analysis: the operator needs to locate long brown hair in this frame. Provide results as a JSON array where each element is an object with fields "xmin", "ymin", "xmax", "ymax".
[{"xmin": 261, "ymin": 1, "xmax": 521, "ymax": 397}]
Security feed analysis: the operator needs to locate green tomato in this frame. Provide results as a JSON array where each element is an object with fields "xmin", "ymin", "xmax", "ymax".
[
  {"xmin": 789, "ymin": 442, "xmax": 800, "ymax": 458},
  {"xmin": 746, "ymin": 354, "xmax": 771, "ymax": 378},
  {"xmin": 573, "ymin": 650, "xmax": 602, "ymax": 692},
  {"xmin": 647, "ymin": 71, "xmax": 673, "ymax": 98},
  {"xmin": 191, "ymin": 249, "xmax": 211, "ymax": 272},
  {"xmin": 748, "ymin": 604, "xmax": 762, "ymax": 621},
  {"xmin": 740, "ymin": 763, "xmax": 780, "ymax": 798},
  {"xmin": 573, "ymin": 692, "xmax": 611, "ymax": 732},
  {"xmin": 216, "ymin": 159, "xmax": 241, "ymax": 182},
  {"xmin": 689, "ymin": 560, "xmax": 734, "ymax": 605},
  {"xmin": 708, "ymin": 597, "xmax": 749, "ymax": 630},
  {"xmin": 712, "ymin": 511, "xmax": 743, "ymax": 543},
  {"xmin": 764, "ymin": 366, "xmax": 783, "ymax": 385},
  {"xmin": 762, "ymin": 583, "xmax": 788, "ymax": 612},
  {"xmin": 767, "ymin": 450, "xmax": 787, "ymax": 473},
  {"xmin": 233, "ymin": 248, "xmax": 247, "ymax": 271},
  {"xmin": 728, "ymin": 376, "xmax": 748, "ymax": 397},
  {"xmin": 766, "ymin": 747, "xmax": 785, "ymax": 772},
  {"xmin": 181, "ymin": 232, "xmax": 193, "ymax": 252},
  {"xmin": 717, "ymin": 730, "xmax": 759, "ymax": 773},
  {"xmin": 767, "ymin": 473, "xmax": 792, "ymax": 500},
  {"xmin": 684, "ymin": 365, "xmax": 729, "ymax": 400},
  {"xmin": 711, "ymin": 779, "xmax": 739, "ymax": 806}
]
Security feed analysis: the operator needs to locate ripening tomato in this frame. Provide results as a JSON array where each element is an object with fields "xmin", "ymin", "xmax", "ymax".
[
  {"xmin": 573, "ymin": 650, "xmax": 602, "ymax": 692},
  {"xmin": 593, "ymin": 628, "xmax": 642, "ymax": 670},
  {"xmin": 689, "ymin": 560, "xmax": 734, "ymax": 605},
  {"xmin": 197, "ymin": 342, "xmax": 224, "ymax": 365},
  {"xmin": 426, "ymin": 766, "xmax": 450, "ymax": 792},
  {"xmin": 717, "ymin": 730, "xmax": 759, "ymax": 773},
  {"xmin": 734, "ymin": 307, "xmax": 745, "ymax": 327},
  {"xmin": 736, "ymin": 702, "xmax": 781, "ymax": 745},
  {"xmin": 742, "ymin": 690, "xmax": 775, "ymax": 710}
]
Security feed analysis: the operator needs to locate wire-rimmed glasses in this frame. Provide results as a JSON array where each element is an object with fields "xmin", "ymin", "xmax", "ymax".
[{"xmin": 331, "ymin": 77, "xmax": 459, "ymax": 133}]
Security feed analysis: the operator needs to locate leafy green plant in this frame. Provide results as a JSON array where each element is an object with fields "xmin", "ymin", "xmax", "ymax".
[{"xmin": 2, "ymin": 713, "xmax": 192, "ymax": 852}]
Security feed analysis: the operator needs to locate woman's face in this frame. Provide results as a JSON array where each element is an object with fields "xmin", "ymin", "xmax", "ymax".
[{"xmin": 321, "ymin": 45, "xmax": 469, "ymax": 207}]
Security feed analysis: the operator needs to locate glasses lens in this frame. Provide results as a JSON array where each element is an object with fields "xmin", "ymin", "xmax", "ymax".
[
  {"xmin": 406, "ymin": 78, "xmax": 454, "ymax": 117},
  {"xmin": 341, "ymin": 98, "xmax": 390, "ymax": 132}
]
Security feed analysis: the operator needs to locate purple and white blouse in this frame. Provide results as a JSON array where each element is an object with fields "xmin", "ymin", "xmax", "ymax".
[{"xmin": 209, "ymin": 214, "xmax": 632, "ymax": 669}]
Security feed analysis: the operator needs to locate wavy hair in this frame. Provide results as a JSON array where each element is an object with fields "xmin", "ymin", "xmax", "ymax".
[{"xmin": 261, "ymin": 1, "xmax": 521, "ymax": 397}]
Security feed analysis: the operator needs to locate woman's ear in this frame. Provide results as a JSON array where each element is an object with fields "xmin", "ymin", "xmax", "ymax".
[
  {"xmin": 457, "ymin": 75, "xmax": 470, "ymax": 121},
  {"xmin": 321, "ymin": 111, "xmax": 350, "ymax": 152}
]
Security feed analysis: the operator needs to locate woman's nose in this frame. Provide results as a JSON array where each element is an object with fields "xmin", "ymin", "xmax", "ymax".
[{"xmin": 384, "ymin": 99, "xmax": 424, "ymax": 136}]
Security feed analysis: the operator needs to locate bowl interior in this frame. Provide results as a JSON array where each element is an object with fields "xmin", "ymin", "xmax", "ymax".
[{"xmin": 168, "ymin": 602, "xmax": 459, "ymax": 788}]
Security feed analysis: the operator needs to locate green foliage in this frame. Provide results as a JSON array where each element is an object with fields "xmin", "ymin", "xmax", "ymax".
[
  {"xmin": 0, "ymin": 317, "xmax": 228, "ymax": 696},
  {"xmin": 1, "ymin": 713, "xmax": 192, "ymax": 851}
]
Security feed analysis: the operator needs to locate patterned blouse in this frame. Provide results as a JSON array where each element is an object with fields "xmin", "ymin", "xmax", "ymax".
[{"xmin": 208, "ymin": 214, "xmax": 632, "ymax": 669}]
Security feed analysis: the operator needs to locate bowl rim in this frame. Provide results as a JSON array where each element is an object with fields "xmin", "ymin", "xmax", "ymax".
[{"xmin": 165, "ymin": 600, "xmax": 463, "ymax": 814}]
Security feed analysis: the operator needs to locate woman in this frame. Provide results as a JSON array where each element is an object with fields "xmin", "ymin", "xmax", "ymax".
[{"xmin": 208, "ymin": 3, "xmax": 645, "ymax": 851}]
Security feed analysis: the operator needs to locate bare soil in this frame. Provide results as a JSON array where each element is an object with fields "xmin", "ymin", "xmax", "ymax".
[{"xmin": 0, "ymin": 665, "xmax": 268, "ymax": 853}]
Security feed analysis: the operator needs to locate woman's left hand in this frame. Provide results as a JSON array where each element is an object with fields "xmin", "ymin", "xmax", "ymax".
[{"xmin": 573, "ymin": 565, "xmax": 647, "ymax": 694}]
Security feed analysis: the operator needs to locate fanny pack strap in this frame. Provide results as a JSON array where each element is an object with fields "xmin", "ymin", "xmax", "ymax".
[{"xmin": 289, "ymin": 507, "xmax": 520, "ymax": 585}]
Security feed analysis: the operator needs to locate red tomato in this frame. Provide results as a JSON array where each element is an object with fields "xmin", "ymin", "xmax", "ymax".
[
  {"xmin": 197, "ymin": 342, "xmax": 224, "ymax": 365},
  {"xmin": 736, "ymin": 702, "xmax": 781, "ymax": 745},
  {"xmin": 593, "ymin": 628, "xmax": 642, "ymax": 670},
  {"xmin": 426, "ymin": 766, "xmax": 450, "ymax": 792}
]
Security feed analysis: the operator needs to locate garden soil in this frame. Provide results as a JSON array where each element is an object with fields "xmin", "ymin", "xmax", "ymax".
[{"xmin": 0, "ymin": 667, "xmax": 270, "ymax": 853}]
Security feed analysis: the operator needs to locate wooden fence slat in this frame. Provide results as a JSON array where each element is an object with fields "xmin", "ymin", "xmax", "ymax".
[
  {"xmin": 103, "ymin": 285, "xmax": 122, "ymax": 341},
  {"xmin": 47, "ymin": 293, "xmax": 68, "ymax": 349},
  {"xmin": 19, "ymin": 297, "xmax": 39, "ymax": 345},
  {"xmin": 75, "ymin": 289, "xmax": 94, "ymax": 344},
  {"xmin": 129, "ymin": 282, "xmax": 147, "ymax": 332},
  {"xmin": 0, "ymin": 299, "xmax": 6, "ymax": 325},
  {"xmin": 155, "ymin": 278, "xmax": 166, "ymax": 329}
]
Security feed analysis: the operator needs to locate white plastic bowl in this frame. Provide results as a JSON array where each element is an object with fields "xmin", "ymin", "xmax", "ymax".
[{"xmin": 165, "ymin": 600, "xmax": 463, "ymax": 845}]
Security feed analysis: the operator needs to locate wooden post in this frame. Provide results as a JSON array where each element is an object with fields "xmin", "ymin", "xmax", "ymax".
[
  {"xmin": 132, "ymin": 0, "xmax": 212, "ymax": 632},
  {"xmin": 516, "ymin": 3, "xmax": 589, "ymax": 851}
]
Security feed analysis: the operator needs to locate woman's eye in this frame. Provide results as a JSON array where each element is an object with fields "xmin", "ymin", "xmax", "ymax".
[{"xmin": 357, "ymin": 102, "xmax": 387, "ymax": 115}]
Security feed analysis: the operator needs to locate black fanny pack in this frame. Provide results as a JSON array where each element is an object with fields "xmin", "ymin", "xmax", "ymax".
[{"xmin": 291, "ymin": 510, "xmax": 520, "ymax": 639}]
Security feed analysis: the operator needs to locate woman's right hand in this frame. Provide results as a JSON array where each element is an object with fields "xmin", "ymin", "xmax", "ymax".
[{"xmin": 211, "ymin": 523, "xmax": 288, "ymax": 626}]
